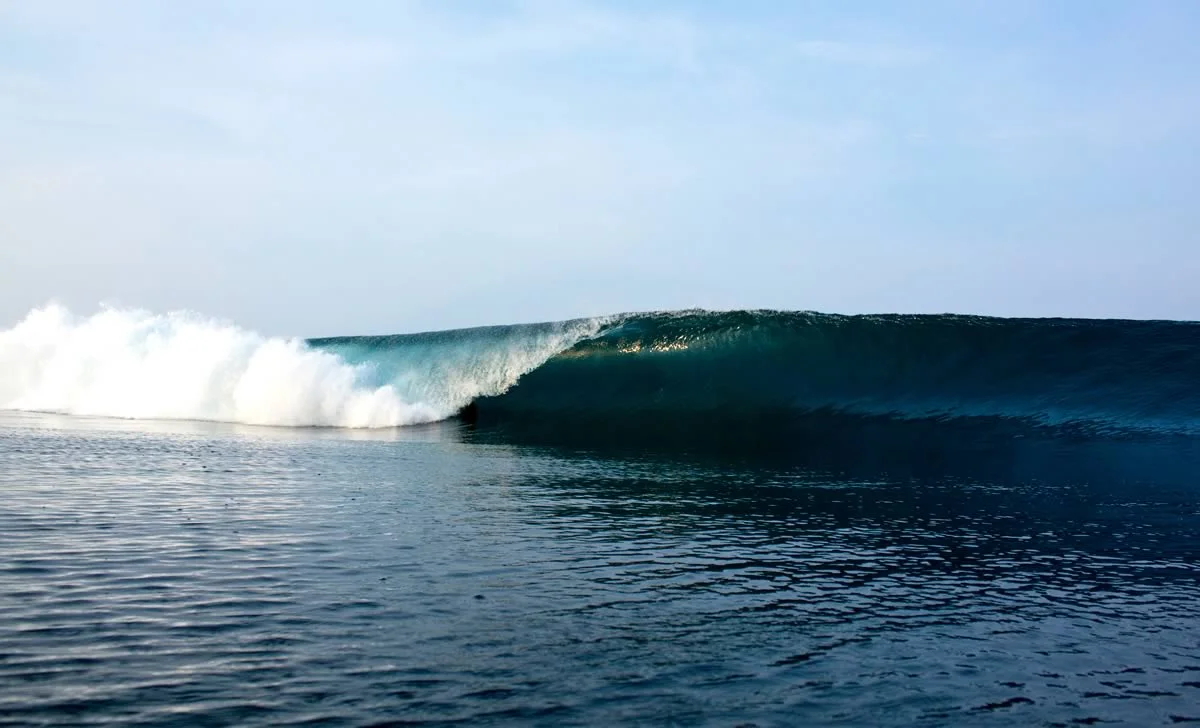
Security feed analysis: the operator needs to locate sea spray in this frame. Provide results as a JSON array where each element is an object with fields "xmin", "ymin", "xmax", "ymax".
[{"xmin": 0, "ymin": 304, "xmax": 603, "ymax": 428}]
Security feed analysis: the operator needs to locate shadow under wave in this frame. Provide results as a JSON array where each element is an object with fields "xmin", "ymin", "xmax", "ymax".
[{"xmin": 460, "ymin": 406, "xmax": 1200, "ymax": 496}]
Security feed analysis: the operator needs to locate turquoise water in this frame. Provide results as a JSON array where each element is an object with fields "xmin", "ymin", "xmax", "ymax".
[{"xmin": 2, "ymin": 410, "xmax": 1199, "ymax": 726}]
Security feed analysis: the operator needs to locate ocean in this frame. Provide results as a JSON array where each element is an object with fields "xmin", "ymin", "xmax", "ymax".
[{"xmin": 2, "ymin": 306, "xmax": 1199, "ymax": 726}]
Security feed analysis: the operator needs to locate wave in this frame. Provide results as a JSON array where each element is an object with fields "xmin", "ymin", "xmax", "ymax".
[
  {"xmin": 471, "ymin": 310, "xmax": 1200, "ymax": 437},
  {"xmin": 2, "ymin": 305, "xmax": 1198, "ymax": 436}
]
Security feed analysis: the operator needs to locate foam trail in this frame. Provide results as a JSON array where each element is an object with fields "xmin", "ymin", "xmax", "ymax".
[{"xmin": 0, "ymin": 305, "xmax": 599, "ymax": 428}]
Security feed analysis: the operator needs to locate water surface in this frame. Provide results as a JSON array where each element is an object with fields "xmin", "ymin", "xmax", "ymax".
[{"xmin": 2, "ymin": 411, "xmax": 1199, "ymax": 726}]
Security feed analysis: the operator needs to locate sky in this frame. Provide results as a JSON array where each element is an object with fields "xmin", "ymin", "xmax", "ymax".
[{"xmin": 1, "ymin": 0, "xmax": 1198, "ymax": 335}]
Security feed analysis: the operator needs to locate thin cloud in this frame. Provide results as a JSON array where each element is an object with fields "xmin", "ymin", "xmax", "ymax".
[{"xmin": 789, "ymin": 39, "xmax": 934, "ymax": 66}]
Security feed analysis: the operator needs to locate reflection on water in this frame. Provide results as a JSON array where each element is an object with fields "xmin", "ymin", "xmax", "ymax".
[
  {"xmin": 1, "ymin": 411, "xmax": 1198, "ymax": 726},
  {"xmin": 1, "ymin": 409, "xmax": 471, "ymax": 442}
]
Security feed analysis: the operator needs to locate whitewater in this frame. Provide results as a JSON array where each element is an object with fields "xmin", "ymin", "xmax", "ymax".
[{"xmin": 0, "ymin": 304, "xmax": 603, "ymax": 428}]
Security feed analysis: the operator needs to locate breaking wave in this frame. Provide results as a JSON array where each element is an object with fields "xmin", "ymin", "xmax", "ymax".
[{"xmin": 2, "ymin": 305, "xmax": 1198, "ymax": 437}]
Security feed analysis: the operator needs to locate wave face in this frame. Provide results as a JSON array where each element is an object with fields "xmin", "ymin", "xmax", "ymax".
[
  {"xmin": 2, "ymin": 306, "xmax": 1197, "ymax": 436},
  {"xmin": 473, "ymin": 310, "xmax": 1200, "ymax": 438},
  {"xmin": 0, "ymin": 305, "xmax": 602, "ymax": 428}
]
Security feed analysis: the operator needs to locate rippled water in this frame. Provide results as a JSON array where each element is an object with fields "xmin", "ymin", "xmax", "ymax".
[{"xmin": 2, "ymin": 411, "xmax": 1199, "ymax": 726}]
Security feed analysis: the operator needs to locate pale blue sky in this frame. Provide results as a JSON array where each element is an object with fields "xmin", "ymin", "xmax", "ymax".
[{"xmin": 2, "ymin": 0, "xmax": 1198, "ymax": 335}]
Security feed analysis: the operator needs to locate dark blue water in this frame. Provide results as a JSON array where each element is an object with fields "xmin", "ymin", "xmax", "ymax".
[
  {"xmin": 319, "ymin": 310, "xmax": 1200, "ymax": 437},
  {"xmin": 2, "ymin": 410, "xmax": 1199, "ymax": 726}
]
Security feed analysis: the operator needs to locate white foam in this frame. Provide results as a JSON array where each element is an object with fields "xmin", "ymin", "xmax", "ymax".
[{"xmin": 0, "ymin": 304, "xmax": 599, "ymax": 428}]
